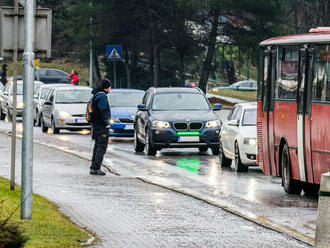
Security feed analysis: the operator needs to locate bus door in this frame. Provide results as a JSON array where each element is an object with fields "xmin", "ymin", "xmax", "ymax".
[
  {"xmin": 297, "ymin": 46, "xmax": 314, "ymax": 183},
  {"xmin": 260, "ymin": 48, "xmax": 276, "ymax": 175}
]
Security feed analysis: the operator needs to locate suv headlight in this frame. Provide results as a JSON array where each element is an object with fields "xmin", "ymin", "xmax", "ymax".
[
  {"xmin": 153, "ymin": 120, "xmax": 170, "ymax": 128},
  {"xmin": 58, "ymin": 111, "xmax": 71, "ymax": 119},
  {"xmin": 110, "ymin": 117, "xmax": 119, "ymax": 124},
  {"xmin": 205, "ymin": 120, "xmax": 221, "ymax": 128},
  {"xmin": 243, "ymin": 138, "xmax": 256, "ymax": 145},
  {"xmin": 17, "ymin": 102, "xmax": 24, "ymax": 109}
]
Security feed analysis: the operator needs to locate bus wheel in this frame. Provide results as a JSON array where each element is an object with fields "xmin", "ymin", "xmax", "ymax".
[{"xmin": 281, "ymin": 144, "xmax": 302, "ymax": 194}]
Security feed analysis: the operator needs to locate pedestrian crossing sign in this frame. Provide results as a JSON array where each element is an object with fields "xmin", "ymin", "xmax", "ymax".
[{"xmin": 106, "ymin": 45, "xmax": 122, "ymax": 61}]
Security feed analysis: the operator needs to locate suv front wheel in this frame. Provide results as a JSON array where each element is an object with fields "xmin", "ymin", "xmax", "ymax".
[
  {"xmin": 145, "ymin": 129, "xmax": 157, "ymax": 156},
  {"xmin": 134, "ymin": 126, "xmax": 145, "ymax": 152}
]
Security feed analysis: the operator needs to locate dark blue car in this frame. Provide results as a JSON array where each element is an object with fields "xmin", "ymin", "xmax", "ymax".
[
  {"xmin": 134, "ymin": 87, "xmax": 222, "ymax": 156},
  {"xmin": 108, "ymin": 89, "xmax": 145, "ymax": 137}
]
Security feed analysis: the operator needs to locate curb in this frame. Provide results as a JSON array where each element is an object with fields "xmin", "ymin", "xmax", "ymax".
[{"xmin": 136, "ymin": 177, "xmax": 314, "ymax": 247}]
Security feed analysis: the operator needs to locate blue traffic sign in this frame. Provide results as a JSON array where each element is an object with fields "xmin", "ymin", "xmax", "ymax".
[{"xmin": 106, "ymin": 45, "xmax": 122, "ymax": 61}]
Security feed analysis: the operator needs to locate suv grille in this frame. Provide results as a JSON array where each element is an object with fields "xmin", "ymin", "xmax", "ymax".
[
  {"xmin": 119, "ymin": 118, "xmax": 133, "ymax": 123},
  {"xmin": 174, "ymin": 122, "xmax": 188, "ymax": 130},
  {"xmin": 189, "ymin": 122, "xmax": 203, "ymax": 130}
]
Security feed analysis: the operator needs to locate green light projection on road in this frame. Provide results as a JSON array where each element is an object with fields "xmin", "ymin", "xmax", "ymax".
[{"xmin": 176, "ymin": 158, "xmax": 201, "ymax": 174}]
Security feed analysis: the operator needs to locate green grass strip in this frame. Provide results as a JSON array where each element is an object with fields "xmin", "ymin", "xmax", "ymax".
[{"xmin": 0, "ymin": 177, "xmax": 90, "ymax": 248}]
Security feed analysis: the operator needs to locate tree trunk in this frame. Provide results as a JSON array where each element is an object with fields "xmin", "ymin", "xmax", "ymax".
[
  {"xmin": 92, "ymin": 54, "xmax": 101, "ymax": 83},
  {"xmin": 179, "ymin": 50, "xmax": 185, "ymax": 86},
  {"xmin": 199, "ymin": 9, "xmax": 219, "ymax": 93},
  {"xmin": 124, "ymin": 48, "xmax": 132, "ymax": 88},
  {"xmin": 153, "ymin": 44, "xmax": 159, "ymax": 87}
]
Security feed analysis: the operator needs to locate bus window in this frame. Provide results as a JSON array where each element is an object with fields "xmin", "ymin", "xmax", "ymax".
[
  {"xmin": 277, "ymin": 47, "xmax": 299, "ymax": 100},
  {"xmin": 313, "ymin": 45, "xmax": 330, "ymax": 102}
]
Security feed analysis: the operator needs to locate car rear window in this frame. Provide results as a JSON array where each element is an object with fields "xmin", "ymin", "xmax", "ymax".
[
  {"xmin": 109, "ymin": 92, "xmax": 144, "ymax": 107},
  {"xmin": 152, "ymin": 93, "xmax": 210, "ymax": 110},
  {"xmin": 242, "ymin": 109, "xmax": 256, "ymax": 126}
]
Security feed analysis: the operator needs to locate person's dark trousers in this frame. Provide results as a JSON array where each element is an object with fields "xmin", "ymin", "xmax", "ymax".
[{"xmin": 90, "ymin": 128, "xmax": 109, "ymax": 171}]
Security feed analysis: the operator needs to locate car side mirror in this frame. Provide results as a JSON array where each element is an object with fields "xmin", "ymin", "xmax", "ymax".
[
  {"xmin": 138, "ymin": 104, "xmax": 147, "ymax": 111},
  {"xmin": 44, "ymin": 101, "xmax": 52, "ymax": 106},
  {"xmin": 213, "ymin": 104, "xmax": 222, "ymax": 111},
  {"xmin": 228, "ymin": 119, "xmax": 239, "ymax": 126}
]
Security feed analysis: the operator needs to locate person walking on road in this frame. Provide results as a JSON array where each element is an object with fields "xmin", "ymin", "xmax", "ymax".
[
  {"xmin": 69, "ymin": 70, "xmax": 80, "ymax": 85},
  {"xmin": 0, "ymin": 64, "xmax": 7, "ymax": 86},
  {"xmin": 90, "ymin": 79, "xmax": 112, "ymax": 176}
]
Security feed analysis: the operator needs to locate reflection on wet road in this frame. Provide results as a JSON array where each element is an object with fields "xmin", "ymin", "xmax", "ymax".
[{"xmin": 0, "ymin": 111, "xmax": 318, "ymax": 241}]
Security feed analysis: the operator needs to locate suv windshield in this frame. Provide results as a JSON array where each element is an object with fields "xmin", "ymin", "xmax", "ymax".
[
  {"xmin": 152, "ymin": 93, "xmax": 210, "ymax": 110},
  {"xmin": 109, "ymin": 92, "xmax": 144, "ymax": 107},
  {"xmin": 242, "ymin": 109, "xmax": 256, "ymax": 126},
  {"xmin": 56, "ymin": 90, "xmax": 91, "ymax": 104}
]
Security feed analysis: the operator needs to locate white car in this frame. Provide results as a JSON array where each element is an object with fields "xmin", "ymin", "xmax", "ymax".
[
  {"xmin": 219, "ymin": 102, "xmax": 257, "ymax": 172},
  {"xmin": 34, "ymin": 84, "xmax": 72, "ymax": 126},
  {"xmin": 0, "ymin": 80, "xmax": 43, "ymax": 121},
  {"xmin": 40, "ymin": 86, "xmax": 92, "ymax": 134}
]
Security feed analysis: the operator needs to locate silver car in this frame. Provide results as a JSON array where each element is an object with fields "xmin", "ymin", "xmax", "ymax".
[
  {"xmin": 219, "ymin": 102, "xmax": 257, "ymax": 172},
  {"xmin": 0, "ymin": 80, "xmax": 43, "ymax": 121},
  {"xmin": 40, "ymin": 86, "xmax": 92, "ymax": 134},
  {"xmin": 34, "ymin": 84, "xmax": 72, "ymax": 126}
]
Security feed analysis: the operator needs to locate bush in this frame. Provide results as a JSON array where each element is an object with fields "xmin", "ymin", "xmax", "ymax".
[
  {"xmin": 0, "ymin": 220, "xmax": 28, "ymax": 248},
  {"xmin": 0, "ymin": 200, "xmax": 28, "ymax": 248}
]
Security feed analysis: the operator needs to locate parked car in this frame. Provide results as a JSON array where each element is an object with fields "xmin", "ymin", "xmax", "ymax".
[
  {"xmin": 40, "ymin": 86, "xmax": 92, "ymax": 134},
  {"xmin": 218, "ymin": 102, "xmax": 257, "ymax": 172},
  {"xmin": 108, "ymin": 89, "xmax": 145, "ymax": 137},
  {"xmin": 134, "ymin": 87, "xmax": 222, "ymax": 156},
  {"xmin": 7, "ymin": 68, "xmax": 71, "ymax": 85},
  {"xmin": 0, "ymin": 80, "xmax": 43, "ymax": 121},
  {"xmin": 211, "ymin": 80, "xmax": 257, "ymax": 91},
  {"xmin": 36, "ymin": 68, "xmax": 71, "ymax": 84},
  {"xmin": 34, "ymin": 84, "xmax": 72, "ymax": 126}
]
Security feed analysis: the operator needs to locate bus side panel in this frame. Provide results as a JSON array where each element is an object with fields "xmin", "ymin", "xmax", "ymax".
[
  {"xmin": 273, "ymin": 101, "xmax": 282, "ymax": 176},
  {"xmin": 304, "ymin": 115, "xmax": 314, "ymax": 183},
  {"xmin": 257, "ymin": 101, "xmax": 267, "ymax": 173},
  {"xmin": 274, "ymin": 102, "xmax": 300, "ymax": 180},
  {"xmin": 311, "ymin": 104, "xmax": 330, "ymax": 184},
  {"xmin": 268, "ymin": 112, "xmax": 277, "ymax": 176}
]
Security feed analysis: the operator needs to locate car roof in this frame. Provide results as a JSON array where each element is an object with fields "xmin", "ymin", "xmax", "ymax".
[
  {"xmin": 54, "ymin": 86, "xmax": 92, "ymax": 91},
  {"xmin": 234, "ymin": 102, "xmax": 257, "ymax": 109},
  {"xmin": 39, "ymin": 83, "xmax": 71, "ymax": 89},
  {"xmin": 150, "ymin": 87, "xmax": 203, "ymax": 94},
  {"xmin": 9, "ymin": 80, "xmax": 43, "ymax": 85},
  {"xmin": 110, "ymin": 88, "xmax": 145, "ymax": 93}
]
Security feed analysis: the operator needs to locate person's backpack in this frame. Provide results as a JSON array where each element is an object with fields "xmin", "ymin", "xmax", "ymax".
[
  {"xmin": 85, "ymin": 96, "xmax": 95, "ymax": 123},
  {"xmin": 85, "ymin": 92, "xmax": 104, "ymax": 123}
]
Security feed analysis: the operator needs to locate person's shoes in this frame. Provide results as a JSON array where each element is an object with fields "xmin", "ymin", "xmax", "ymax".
[{"xmin": 89, "ymin": 169, "xmax": 106, "ymax": 176}]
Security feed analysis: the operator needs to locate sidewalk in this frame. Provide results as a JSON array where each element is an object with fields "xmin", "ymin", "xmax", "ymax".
[
  {"xmin": 206, "ymin": 93, "xmax": 247, "ymax": 104},
  {"xmin": 0, "ymin": 134, "xmax": 310, "ymax": 247}
]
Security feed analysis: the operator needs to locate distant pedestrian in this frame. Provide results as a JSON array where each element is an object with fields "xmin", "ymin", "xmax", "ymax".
[
  {"xmin": 90, "ymin": 79, "xmax": 112, "ymax": 176},
  {"xmin": 69, "ymin": 70, "xmax": 79, "ymax": 85},
  {"xmin": 0, "ymin": 64, "xmax": 7, "ymax": 86}
]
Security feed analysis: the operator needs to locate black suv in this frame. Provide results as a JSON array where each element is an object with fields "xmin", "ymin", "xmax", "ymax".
[{"xmin": 134, "ymin": 87, "xmax": 222, "ymax": 156}]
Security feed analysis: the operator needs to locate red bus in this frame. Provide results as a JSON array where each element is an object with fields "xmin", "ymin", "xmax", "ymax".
[{"xmin": 257, "ymin": 27, "xmax": 330, "ymax": 194}]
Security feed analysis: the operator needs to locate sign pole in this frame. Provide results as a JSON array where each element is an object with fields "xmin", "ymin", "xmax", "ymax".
[
  {"xmin": 113, "ymin": 61, "xmax": 116, "ymax": 88},
  {"xmin": 89, "ymin": 1, "xmax": 93, "ymax": 88},
  {"xmin": 21, "ymin": 0, "xmax": 35, "ymax": 220},
  {"xmin": 10, "ymin": 0, "xmax": 19, "ymax": 191}
]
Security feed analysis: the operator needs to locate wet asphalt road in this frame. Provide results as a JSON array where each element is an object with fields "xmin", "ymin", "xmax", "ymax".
[
  {"xmin": 0, "ymin": 134, "xmax": 310, "ymax": 248},
  {"xmin": 0, "ymin": 109, "xmax": 318, "ymax": 243}
]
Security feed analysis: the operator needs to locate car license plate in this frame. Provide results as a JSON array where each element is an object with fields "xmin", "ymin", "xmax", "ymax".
[
  {"xmin": 124, "ymin": 124, "xmax": 134, "ymax": 130},
  {"xmin": 75, "ymin": 119, "xmax": 86, "ymax": 124},
  {"xmin": 178, "ymin": 136, "xmax": 199, "ymax": 142}
]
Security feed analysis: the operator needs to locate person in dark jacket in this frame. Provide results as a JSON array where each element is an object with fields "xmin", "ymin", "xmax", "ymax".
[
  {"xmin": 90, "ymin": 79, "xmax": 112, "ymax": 176},
  {"xmin": 0, "ymin": 64, "xmax": 7, "ymax": 86}
]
